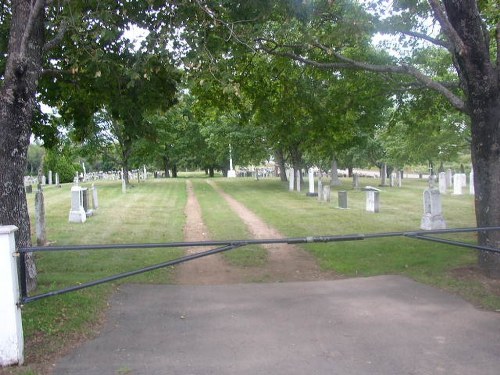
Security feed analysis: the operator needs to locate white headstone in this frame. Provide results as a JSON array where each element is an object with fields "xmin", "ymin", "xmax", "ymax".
[
  {"xmin": 453, "ymin": 174, "xmax": 462, "ymax": 195},
  {"xmin": 397, "ymin": 171, "xmax": 402, "ymax": 188},
  {"xmin": 48, "ymin": 170, "xmax": 52, "ymax": 185},
  {"xmin": 288, "ymin": 168, "xmax": 294, "ymax": 191},
  {"xmin": 438, "ymin": 172, "xmax": 447, "ymax": 194},
  {"xmin": 366, "ymin": 190, "xmax": 380, "ymax": 213},
  {"xmin": 317, "ymin": 179, "xmax": 323, "ymax": 201},
  {"xmin": 55, "ymin": 172, "xmax": 60, "ymax": 186},
  {"xmin": 308, "ymin": 168, "xmax": 315, "ymax": 194}
]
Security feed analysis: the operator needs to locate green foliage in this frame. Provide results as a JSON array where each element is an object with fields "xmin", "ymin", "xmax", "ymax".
[
  {"xmin": 26, "ymin": 144, "xmax": 45, "ymax": 176},
  {"xmin": 44, "ymin": 148, "xmax": 77, "ymax": 183}
]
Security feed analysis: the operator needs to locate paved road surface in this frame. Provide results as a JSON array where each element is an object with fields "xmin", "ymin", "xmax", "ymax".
[{"xmin": 53, "ymin": 275, "xmax": 500, "ymax": 375}]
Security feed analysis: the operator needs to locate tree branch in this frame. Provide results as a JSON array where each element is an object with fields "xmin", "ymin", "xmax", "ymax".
[
  {"xmin": 399, "ymin": 30, "xmax": 450, "ymax": 50},
  {"xmin": 43, "ymin": 21, "xmax": 68, "ymax": 52},
  {"xmin": 427, "ymin": 0, "xmax": 467, "ymax": 56},
  {"xmin": 19, "ymin": 0, "xmax": 46, "ymax": 58},
  {"xmin": 257, "ymin": 39, "xmax": 467, "ymax": 114}
]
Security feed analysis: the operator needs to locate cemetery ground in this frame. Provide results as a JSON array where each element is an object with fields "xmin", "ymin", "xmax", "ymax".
[{"xmin": 3, "ymin": 176, "xmax": 500, "ymax": 374}]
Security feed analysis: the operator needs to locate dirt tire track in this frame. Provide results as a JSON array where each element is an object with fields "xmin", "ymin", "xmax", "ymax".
[
  {"xmin": 174, "ymin": 180, "xmax": 246, "ymax": 285},
  {"xmin": 207, "ymin": 180, "xmax": 339, "ymax": 282}
]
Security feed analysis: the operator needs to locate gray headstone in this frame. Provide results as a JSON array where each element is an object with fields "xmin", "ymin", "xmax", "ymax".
[
  {"xmin": 352, "ymin": 174, "xmax": 360, "ymax": 190},
  {"xmin": 35, "ymin": 186, "xmax": 47, "ymax": 245},
  {"xmin": 317, "ymin": 179, "xmax": 323, "ymax": 202},
  {"xmin": 322, "ymin": 185, "xmax": 331, "ymax": 202},
  {"xmin": 338, "ymin": 191, "xmax": 348, "ymax": 209}
]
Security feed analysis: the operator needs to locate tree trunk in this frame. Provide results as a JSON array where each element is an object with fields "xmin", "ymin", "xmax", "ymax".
[
  {"xmin": 163, "ymin": 156, "xmax": 170, "ymax": 178},
  {"xmin": 0, "ymin": 1, "xmax": 46, "ymax": 292},
  {"xmin": 470, "ymin": 99, "xmax": 500, "ymax": 278},
  {"xmin": 172, "ymin": 164, "xmax": 177, "ymax": 178},
  {"xmin": 274, "ymin": 148, "xmax": 288, "ymax": 182},
  {"xmin": 442, "ymin": 0, "xmax": 500, "ymax": 277}
]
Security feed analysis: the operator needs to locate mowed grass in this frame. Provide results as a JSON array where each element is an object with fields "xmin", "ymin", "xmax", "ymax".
[
  {"xmin": 22, "ymin": 179, "xmax": 186, "ymax": 364},
  {"xmin": 214, "ymin": 176, "xmax": 500, "ymax": 310}
]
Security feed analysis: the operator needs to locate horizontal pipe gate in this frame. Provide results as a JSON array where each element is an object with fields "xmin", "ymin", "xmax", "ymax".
[{"xmin": 16, "ymin": 226, "xmax": 500, "ymax": 305}]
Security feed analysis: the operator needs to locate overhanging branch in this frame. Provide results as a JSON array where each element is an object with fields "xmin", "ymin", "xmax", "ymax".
[{"xmin": 257, "ymin": 38, "xmax": 467, "ymax": 114}]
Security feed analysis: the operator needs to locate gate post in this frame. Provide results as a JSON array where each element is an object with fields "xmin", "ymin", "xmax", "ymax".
[{"xmin": 0, "ymin": 226, "xmax": 24, "ymax": 366}]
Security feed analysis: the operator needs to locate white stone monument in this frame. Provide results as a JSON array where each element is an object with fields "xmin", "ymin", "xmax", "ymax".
[
  {"xmin": 227, "ymin": 144, "xmax": 236, "ymax": 178},
  {"xmin": 420, "ymin": 188, "xmax": 446, "ymax": 230},
  {"xmin": 288, "ymin": 168, "xmax": 294, "ymax": 191},
  {"xmin": 317, "ymin": 179, "xmax": 323, "ymax": 201},
  {"xmin": 48, "ymin": 170, "xmax": 52, "ymax": 185},
  {"xmin": 69, "ymin": 186, "xmax": 87, "ymax": 223}
]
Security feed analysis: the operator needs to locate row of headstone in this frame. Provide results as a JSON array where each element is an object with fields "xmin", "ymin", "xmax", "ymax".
[{"xmin": 437, "ymin": 170, "xmax": 474, "ymax": 195}]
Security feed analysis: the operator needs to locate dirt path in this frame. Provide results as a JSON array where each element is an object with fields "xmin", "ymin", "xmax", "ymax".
[
  {"xmin": 174, "ymin": 180, "xmax": 245, "ymax": 285},
  {"xmin": 174, "ymin": 180, "xmax": 338, "ymax": 285}
]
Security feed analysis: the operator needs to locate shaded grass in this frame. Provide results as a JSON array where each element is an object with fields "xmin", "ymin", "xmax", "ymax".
[
  {"xmin": 213, "ymin": 177, "xmax": 500, "ymax": 310},
  {"xmin": 191, "ymin": 180, "xmax": 267, "ymax": 267}
]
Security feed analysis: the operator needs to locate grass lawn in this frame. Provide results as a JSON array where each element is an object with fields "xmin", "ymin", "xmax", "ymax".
[{"xmin": 9, "ymin": 176, "xmax": 500, "ymax": 374}]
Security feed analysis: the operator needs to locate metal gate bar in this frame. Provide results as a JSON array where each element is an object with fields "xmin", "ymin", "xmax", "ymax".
[{"xmin": 17, "ymin": 227, "xmax": 500, "ymax": 305}]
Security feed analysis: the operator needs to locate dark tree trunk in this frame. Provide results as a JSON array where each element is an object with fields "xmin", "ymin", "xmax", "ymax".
[
  {"xmin": 209, "ymin": 167, "xmax": 214, "ymax": 177},
  {"xmin": 163, "ymin": 156, "xmax": 170, "ymax": 178},
  {"xmin": 0, "ymin": 1, "xmax": 46, "ymax": 291},
  {"xmin": 471, "ymin": 98, "xmax": 500, "ymax": 277},
  {"xmin": 274, "ymin": 148, "xmax": 288, "ymax": 182},
  {"xmin": 443, "ymin": 0, "xmax": 500, "ymax": 277},
  {"xmin": 172, "ymin": 164, "xmax": 177, "ymax": 178}
]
